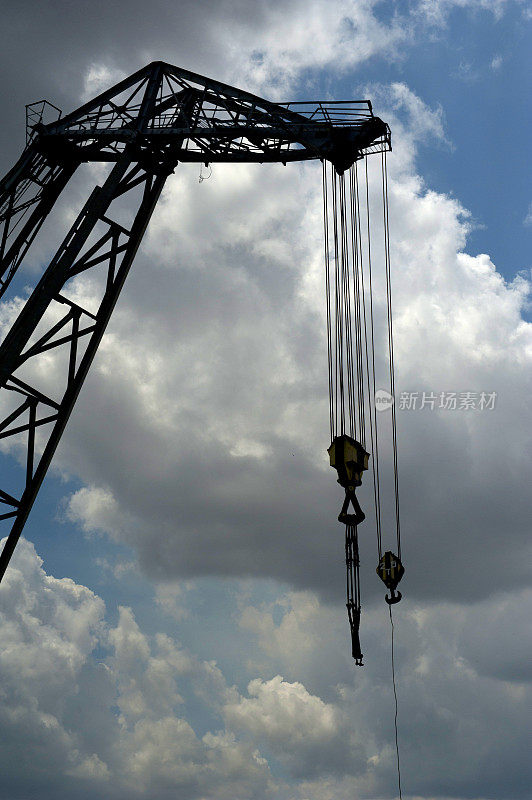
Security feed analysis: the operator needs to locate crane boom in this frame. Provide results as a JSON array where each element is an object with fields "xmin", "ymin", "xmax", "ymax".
[{"xmin": 0, "ymin": 61, "xmax": 390, "ymax": 583}]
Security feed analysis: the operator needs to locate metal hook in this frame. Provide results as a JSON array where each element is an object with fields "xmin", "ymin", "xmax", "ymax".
[
  {"xmin": 199, "ymin": 163, "xmax": 212, "ymax": 183},
  {"xmin": 385, "ymin": 588, "xmax": 402, "ymax": 605}
]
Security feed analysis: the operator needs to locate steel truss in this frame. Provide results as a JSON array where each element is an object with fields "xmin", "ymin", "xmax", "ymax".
[{"xmin": 0, "ymin": 61, "xmax": 390, "ymax": 582}]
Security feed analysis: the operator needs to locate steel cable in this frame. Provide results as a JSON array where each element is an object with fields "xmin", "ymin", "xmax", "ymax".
[
  {"xmin": 322, "ymin": 161, "xmax": 335, "ymax": 442},
  {"xmin": 381, "ymin": 149, "xmax": 401, "ymax": 560},
  {"xmin": 363, "ymin": 157, "xmax": 383, "ymax": 560},
  {"xmin": 389, "ymin": 603, "xmax": 403, "ymax": 800}
]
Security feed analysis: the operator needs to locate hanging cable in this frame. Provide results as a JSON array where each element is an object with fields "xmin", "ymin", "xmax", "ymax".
[
  {"xmin": 362, "ymin": 157, "xmax": 384, "ymax": 561},
  {"xmin": 325, "ymin": 162, "xmax": 369, "ymax": 665},
  {"xmin": 389, "ymin": 604, "xmax": 403, "ymax": 800},
  {"xmin": 381, "ymin": 149, "xmax": 402, "ymax": 561},
  {"xmin": 349, "ymin": 166, "xmax": 366, "ymax": 448},
  {"xmin": 322, "ymin": 161, "xmax": 335, "ymax": 443},
  {"xmin": 339, "ymin": 173, "xmax": 356, "ymax": 440},
  {"xmin": 331, "ymin": 173, "xmax": 344, "ymax": 436}
]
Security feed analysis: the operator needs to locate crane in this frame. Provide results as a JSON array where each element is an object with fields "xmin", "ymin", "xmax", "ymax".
[{"xmin": 0, "ymin": 62, "xmax": 393, "ymax": 661}]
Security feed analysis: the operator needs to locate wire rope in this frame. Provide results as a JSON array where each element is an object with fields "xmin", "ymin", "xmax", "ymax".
[
  {"xmin": 381, "ymin": 151, "xmax": 404, "ymax": 800},
  {"xmin": 349, "ymin": 166, "xmax": 366, "ymax": 447},
  {"xmin": 322, "ymin": 161, "xmax": 335, "ymax": 442},
  {"xmin": 381, "ymin": 149, "xmax": 401, "ymax": 560},
  {"xmin": 363, "ymin": 157, "xmax": 383, "ymax": 560},
  {"xmin": 331, "ymin": 174, "xmax": 344, "ymax": 436},
  {"xmin": 352, "ymin": 163, "xmax": 381, "ymax": 558},
  {"xmin": 389, "ymin": 603, "xmax": 403, "ymax": 800},
  {"xmin": 339, "ymin": 172, "xmax": 356, "ymax": 440}
]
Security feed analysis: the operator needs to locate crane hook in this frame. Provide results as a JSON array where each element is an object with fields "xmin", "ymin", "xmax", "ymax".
[{"xmin": 385, "ymin": 587, "xmax": 402, "ymax": 605}]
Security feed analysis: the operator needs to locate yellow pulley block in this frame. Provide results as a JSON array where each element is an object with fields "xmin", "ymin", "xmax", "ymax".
[
  {"xmin": 328, "ymin": 434, "xmax": 370, "ymax": 526},
  {"xmin": 328, "ymin": 434, "xmax": 370, "ymax": 489},
  {"xmin": 376, "ymin": 550, "xmax": 405, "ymax": 605}
]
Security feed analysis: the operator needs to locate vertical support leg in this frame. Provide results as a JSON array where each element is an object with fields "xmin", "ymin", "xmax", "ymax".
[
  {"xmin": 0, "ymin": 151, "xmax": 77, "ymax": 298},
  {"xmin": 0, "ymin": 152, "xmax": 170, "ymax": 583}
]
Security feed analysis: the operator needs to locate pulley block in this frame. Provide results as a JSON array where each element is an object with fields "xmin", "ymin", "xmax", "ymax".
[
  {"xmin": 328, "ymin": 434, "xmax": 370, "ymax": 489},
  {"xmin": 328, "ymin": 434, "xmax": 370, "ymax": 526},
  {"xmin": 376, "ymin": 551, "xmax": 404, "ymax": 604}
]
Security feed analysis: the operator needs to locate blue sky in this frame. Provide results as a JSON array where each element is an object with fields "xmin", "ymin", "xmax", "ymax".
[
  {"xmin": 351, "ymin": 1, "xmax": 531, "ymax": 282},
  {"xmin": 0, "ymin": 2, "xmax": 531, "ymax": 799}
]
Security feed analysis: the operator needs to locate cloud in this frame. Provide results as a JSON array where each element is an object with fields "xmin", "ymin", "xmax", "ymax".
[
  {"xmin": 416, "ymin": 0, "xmax": 512, "ymax": 27},
  {"xmin": 0, "ymin": 538, "xmax": 109, "ymax": 796},
  {"xmin": 218, "ymin": 0, "xmax": 410, "ymax": 96},
  {"xmin": 66, "ymin": 486, "xmax": 125, "ymax": 537},
  {"xmin": 154, "ymin": 581, "xmax": 191, "ymax": 621},
  {"xmin": 365, "ymin": 82, "xmax": 451, "ymax": 146},
  {"xmin": 82, "ymin": 64, "xmax": 128, "ymax": 102},
  {"xmin": 238, "ymin": 587, "xmax": 532, "ymax": 799},
  {"xmin": 452, "ymin": 59, "xmax": 480, "ymax": 82},
  {"xmin": 0, "ymin": 538, "xmax": 276, "ymax": 799},
  {"xmin": 237, "ymin": 590, "xmax": 353, "ymax": 688},
  {"xmin": 224, "ymin": 675, "xmax": 365, "ymax": 779},
  {"xmin": 1, "ymin": 538, "xmax": 531, "ymax": 799}
]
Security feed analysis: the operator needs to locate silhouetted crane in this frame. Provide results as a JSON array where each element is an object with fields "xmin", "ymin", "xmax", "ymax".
[{"xmin": 0, "ymin": 63, "xmax": 392, "ymax": 663}]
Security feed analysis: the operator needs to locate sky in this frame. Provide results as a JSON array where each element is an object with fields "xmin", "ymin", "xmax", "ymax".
[{"xmin": 0, "ymin": 1, "xmax": 531, "ymax": 799}]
